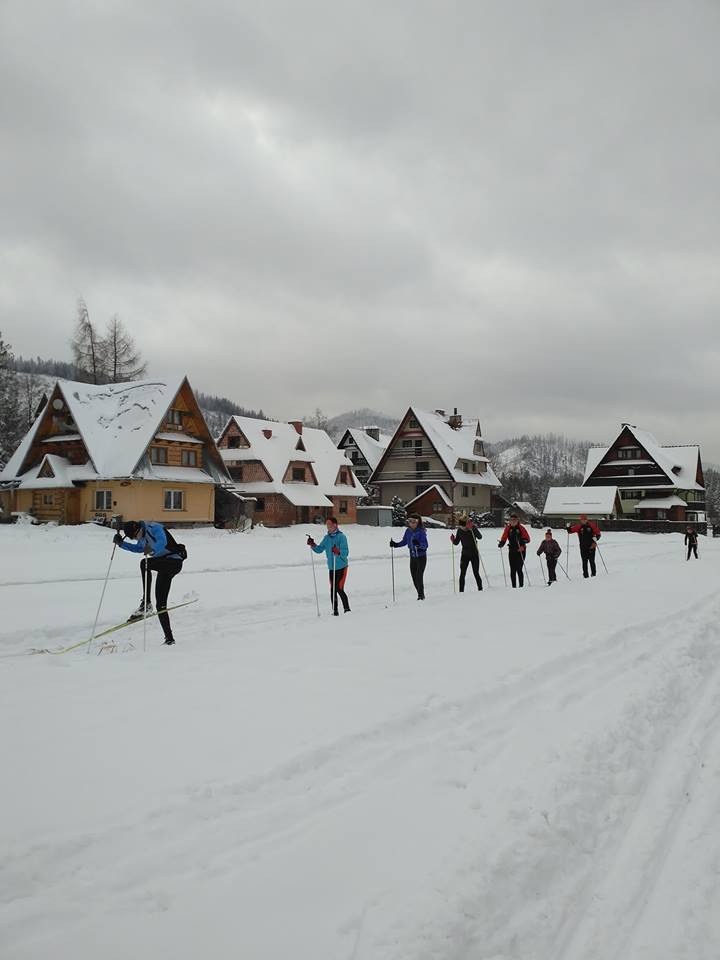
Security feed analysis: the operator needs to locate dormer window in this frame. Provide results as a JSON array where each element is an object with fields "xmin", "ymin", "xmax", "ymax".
[{"xmin": 292, "ymin": 467, "xmax": 305, "ymax": 481}]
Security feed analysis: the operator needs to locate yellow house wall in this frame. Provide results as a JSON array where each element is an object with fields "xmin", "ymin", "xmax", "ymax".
[{"xmin": 15, "ymin": 480, "xmax": 215, "ymax": 525}]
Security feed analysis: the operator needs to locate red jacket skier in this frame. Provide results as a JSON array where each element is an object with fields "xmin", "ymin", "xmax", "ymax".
[
  {"xmin": 498, "ymin": 514, "xmax": 531, "ymax": 588},
  {"xmin": 566, "ymin": 514, "xmax": 601, "ymax": 578}
]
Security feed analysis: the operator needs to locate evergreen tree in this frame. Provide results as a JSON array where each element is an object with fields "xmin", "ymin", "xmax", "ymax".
[
  {"xmin": 0, "ymin": 332, "xmax": 24, "ymax": 469},
  {"xmin": 391, "ymin": 495, "xmax": 407, "ymax": 526}
]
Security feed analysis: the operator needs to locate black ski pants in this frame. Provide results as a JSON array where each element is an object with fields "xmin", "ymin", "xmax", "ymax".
[
  {"xmin": 140, "ymin": 556, "xmax": 183, "ymax": 638},
  {"xmin": 459, "ymin": 552, "xmax": 482, "ymax": 591},
  {"xmin": 410, "ymin": 555, "xmax": 427, "ymax": 599},
  {"xmin": 687, "ymin": 544, "xmax": 698, "ymax": 560},
  {"xmin": 329, "ymin": 566, "xmax": 350, "ymax": 613},
  {"xmin": 580, "ymin": 547, "xmax": 597, "ymax": 578},
  {"xmin": 546, "ymin": 558, "xmax": 558, "ymax": 583},
  {"xmin": 509, "ymin": 550, "xmax": 525, "ymax": 588}
]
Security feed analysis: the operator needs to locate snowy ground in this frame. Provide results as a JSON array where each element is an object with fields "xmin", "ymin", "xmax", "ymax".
[{"xmin": 1, "ymin": 523, "xmax": 719, "ymax": 959}]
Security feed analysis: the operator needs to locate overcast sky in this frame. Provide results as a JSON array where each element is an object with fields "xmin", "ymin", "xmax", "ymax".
[{"xmin": 1, "ymin": 1, "xmax": 719, "ymax": 457}]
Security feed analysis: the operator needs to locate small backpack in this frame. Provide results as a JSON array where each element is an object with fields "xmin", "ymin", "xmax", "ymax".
[{"xmin": 163, "ymin": 526, "xmax": 188, "ymax": 561}]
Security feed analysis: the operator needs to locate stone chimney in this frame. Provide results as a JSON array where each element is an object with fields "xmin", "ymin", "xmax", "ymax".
[
  {"xmin": 289, "ymin": 420, "xmax": 303, "ymax": 435},
  {"xmin": 447, "ymin": 407, "xmax": 462, "ymax": 430},
  {"xmin": 363, "ymin": 425, "xmax": 380, "ymax": 442},
  {"xmin": 262, "ymin": 428, "xmax": 273, "ymax": 439}
]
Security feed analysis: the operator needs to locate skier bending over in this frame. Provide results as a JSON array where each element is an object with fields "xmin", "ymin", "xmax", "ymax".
[
  {"xmin": 114, "ymin": 520, "xmax": 186, "ymax": 645},
  {"xmin": 390, "ymin": 513, "xmax": 429, "ymax": 600},
  {"xmin": 537, "ymin": 529, "xmax": 562, "ymax": 585},
  {"xmin": 567, "ymin": 514, "xmax": 601, "ymax": 578},
  {"xmin": 308, "ymin": 516, "xmax": 350, "ymax": 615},
  {"xmin": 685, "ymin": 525, "xmax": 699, "ymax": 560},
  {"xmin": 450, "ymin": 516, "xmax": 483, "ymax": 591},
  {"xmin": 498, "ymin": 514, "xmax": 531, "ymax": 588}
]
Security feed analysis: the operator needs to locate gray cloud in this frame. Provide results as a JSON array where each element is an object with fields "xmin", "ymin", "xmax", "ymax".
[{"xmin": 1, "ymin": 0, "xmax": 719, "ymax": 458}]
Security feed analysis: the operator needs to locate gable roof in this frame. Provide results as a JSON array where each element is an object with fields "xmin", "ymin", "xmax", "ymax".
[
  {"xmin": 220, "ymin": 417, "xmax": 367, "ymax": 507},
  {"xmin": 371, "ymin": 406, "xmax": 501, "ymax": 487},
  {"xmin": 341, "ymin": 428, "xmax": 391, "ymax": 471},
  {"xmin": 513, "ymin": 501, "xmax": 540, "ymax": 516},
  {"xmin": 544, "ymin": 486, "xmax": 618, "ymax": 516},
  {"xmin": 584, "ymin": 425, "xmax": 704, "ymax": 491},
  {"xmin": 1, "ymin": 376, "xmax": 227, "ymax": 486},
  {"xmin": 405, "ymin": 483, "xmax": 453, "ymax": 509}
]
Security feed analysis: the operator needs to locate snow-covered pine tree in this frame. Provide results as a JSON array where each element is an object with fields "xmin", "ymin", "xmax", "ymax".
[
  {"xmin": 0, "ymin": 332, "xmax": 24, "ymax": 469},
  {"xmin": 391, "ymin": 495, "xmax": 407, "ymax": 526}
]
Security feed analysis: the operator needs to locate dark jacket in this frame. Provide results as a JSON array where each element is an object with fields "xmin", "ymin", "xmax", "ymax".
[
  {"xmin": 451, "ymin": 526, "xmax": 482, "ymax": 554},
  {"xmin": 684, "ymin": 530, "xmax": 698, "ymax": 546},
  {"xmin": 568, "ymin": 520, "xmax": 601, "ymax": 550},
  {"xmin": 499, "ymin": 523, "xmax": 530, "ymax": 552},
  {"xmin": 537, "ymin": 538, "xmax": 562, "ymax": 561}
]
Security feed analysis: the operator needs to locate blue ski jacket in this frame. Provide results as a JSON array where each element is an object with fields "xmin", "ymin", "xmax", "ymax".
[
  {"xmin": 391, "ymin": 526, "xmax": 429, "ymax": 557},
  {"xmin": 119, "ymin": 521, "xmax": 181, "ymax": 559},
  {"xmin": 311, "ymin": 530, "xmax": 349, "ymax": 570}
]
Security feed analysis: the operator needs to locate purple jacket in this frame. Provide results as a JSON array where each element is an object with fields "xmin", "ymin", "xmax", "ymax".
[{"xmin": 537, "ymin": 538, "xmax": 562, "ymax": 561}]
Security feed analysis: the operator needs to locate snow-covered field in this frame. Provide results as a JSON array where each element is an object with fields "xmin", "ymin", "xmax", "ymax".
[{"xmin": 1, "ymin": 523, "xmax": 719, "ymax": 959}]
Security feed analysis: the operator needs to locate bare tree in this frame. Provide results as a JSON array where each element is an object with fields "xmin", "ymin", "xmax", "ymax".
[
  {"xmin": 0, "ymin": 331, "xmax": 23, "ymax": 468},
  {"xmin": 71, "ymin": 299, "xmax": 107, "ymax": 383},
  {"xmin": 19, "ymin": 375, "xmax": 47, "ymax": 429},
  {"xmin": 104, "ymin": 315, "xmax": 147, "ymax": 382}
]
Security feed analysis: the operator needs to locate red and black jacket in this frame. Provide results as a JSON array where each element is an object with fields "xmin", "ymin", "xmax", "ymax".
[{"xmin": 499, "ymin": 523, "xmax": 530, "ymax": 552}]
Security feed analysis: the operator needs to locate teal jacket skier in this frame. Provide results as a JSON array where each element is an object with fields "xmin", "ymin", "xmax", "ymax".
[{"xmin": 307, "ymin": 516, "xmax": 350, "ymax": 615}]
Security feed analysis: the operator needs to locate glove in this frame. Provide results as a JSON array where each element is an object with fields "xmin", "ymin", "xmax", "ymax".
[
  {"xmin": 332, "ymin": 545, "xmax": 340, "ymax": 556},
  {"xmin": 113, "ymin": 533, "xmax": 123, "ymax": 546},
  {"xmin": 389, "ymin": 540, "xmax": 396, "ymax": 548},
  {"xmin": 307, "ymin": 537, "xmax": 316, "ymax": 547},
  {"xmin": 498, "ymin": 541, "xmax": 504, "ymax": 548},
  {"xmin": 450, "ymin": 534, "xmax": 456, "ymax": 544}
]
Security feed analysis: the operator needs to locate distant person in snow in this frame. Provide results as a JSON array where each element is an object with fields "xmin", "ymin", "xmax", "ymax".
[
  {"xmin": 114, "ymin": 520, "xmax": 187, "ymax": 645},
  {"xmin": 566, "ymin": 514, "xmax": 601, "ymax": 578},
  {"xmin": 307, "ymin": 516, "xmax": 350, "ymax": 615},
  {"xmin": 537, "ymin": 529, "xmax": 562, "ymax": 585},
  {"xmin": 390, "ymin": 513, "xmax": 429, "ymax": 600},
  {"xmin": 450, "ymin": 516, "xmax": 483, "ymax": 592},
  {"xmin": 498, "ymin": 514, "xmax": 531, "ymax": 588},
  {"xmin": 684, "ymin": 525, "xmax": 699, "ymax": 560}
]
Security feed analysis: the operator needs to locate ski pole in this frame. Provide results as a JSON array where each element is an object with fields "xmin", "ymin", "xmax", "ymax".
[
  {"xmin": 310, "ymin": 546, "xmax": 321, "ymax": 617},
  {"xmin": 451, "ymin": 540, "xmax": 457, "ymax": 594},
  {"xmin": 558, "ymin": 559, "xmax": 571, "ymax": 581},
  {"xmin": 142, "ymin": 555, "xmax": 150, "ymax": 652},
  {"xmin": 332, "ymin": 552, "xmax": 337, "ymax": 613},
  {"xmin": 390, "ymin": 546, "xmax": 396, "ymax": 603},
  {"xmin": 595, "ymin": 543, "xmax": 609, "ymax": 574},
  {"xmin": 538, "ymin": 554, "xmax": 546, "ymax": 584},
  {"xmin": 499, "ymin": 547, "xmax": 508, "ymax": 587},
  {"xmin": 87, "ymin": 542, "xmax": 117, "ymax": 654},
  {"xmin": 521, "ymin": 551, "xmax": 532, "ymax": 587},
  {"xmin": 478, "ymin": 549, "xmax": 490, "ymax": 588}
]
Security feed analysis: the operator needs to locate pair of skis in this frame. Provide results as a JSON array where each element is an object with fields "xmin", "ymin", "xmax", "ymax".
[{"xmin": 29, "ymin": 599, "xmax": 199, "ymax": 656}]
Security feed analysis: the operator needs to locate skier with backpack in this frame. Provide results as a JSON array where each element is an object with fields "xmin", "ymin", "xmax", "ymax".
[
  {"xmin": 498, "ymin": 514, "xmax": 531, "ymax": 588},
  {"xmin": 450, "ymin": 516, "xmax": 483, "ymax": 591},
  {"xmin": 566, "ymin": 514, "xmax": 601, "ymax": 578},
  {"xmin": 390, "ymin": 513, "xmax": 429, "ymax": 600},
  {"xmin": 113, "ymin": 520, "xmax": 187, "ymax": 645},
  {"xmin": 307, "ymin": 516, "xmax": 350, "ymax": 615}
]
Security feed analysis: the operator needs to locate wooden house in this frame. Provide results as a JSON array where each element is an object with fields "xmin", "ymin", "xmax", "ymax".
[
  {"xmin": 369, "ymin": 406, "xmax": 501, "ymax": 522},
  {"xmin": 582, "ymin": 424, "xmax": 706, "ymax": 523},
  {"xmin": 0, "ymin": 377, "xmax": 229, "ymax": 525},
  {"xmin": 217, "ymin": 416, "xmax": 366, "ymax": 526},
  {"xmin": 337, "ymin": 426, "xmax": 390, "ymax": 489}
]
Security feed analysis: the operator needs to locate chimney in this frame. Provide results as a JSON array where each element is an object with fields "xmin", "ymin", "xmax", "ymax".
[
  {"xmin": 447, "ymin": 408, "xmax": 462, "ymax": 430},
  {"xmin": 289, "ymin": 420, "xmax": 303, "ymax": 435},
  {"xmin": 363, "ymin": 425, "xmax": 380, "ymax": 442},
  {"xmin": 435, "ymin": 409, "xmax": 446, "ymax": 417},
  {"xmin": 262, "ymin": 428, "xmax": 273, "ymax": 439}
]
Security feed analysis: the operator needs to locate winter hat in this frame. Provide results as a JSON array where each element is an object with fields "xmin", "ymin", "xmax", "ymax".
[{"xmin": 122, "ymin": 520, "xmax": 142, "ymax": 538}]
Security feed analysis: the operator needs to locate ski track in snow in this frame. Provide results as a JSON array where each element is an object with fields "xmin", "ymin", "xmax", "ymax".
[{"xmin": 1, "ymin": 526, "xmax": 719, "ymax": 958}]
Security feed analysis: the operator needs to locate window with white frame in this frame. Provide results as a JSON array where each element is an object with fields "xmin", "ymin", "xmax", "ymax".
[
  {"xmin": 181, "ymin": 449, "xmax": 197, "ymax": 467},
  {"xmin": 164, "ymin": 489, "xmax": 184, "ymax": 511},
  {"xmin": 95, "ymin": 489, "xmax": 112, "ymax": 511}
]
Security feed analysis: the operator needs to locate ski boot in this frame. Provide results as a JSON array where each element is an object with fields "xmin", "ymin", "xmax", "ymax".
[{"xmin": 127, "ymin": 599, "xmax": 153, "ymax": 622}]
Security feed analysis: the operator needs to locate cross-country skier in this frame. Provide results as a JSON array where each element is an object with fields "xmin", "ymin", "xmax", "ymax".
[
  {"xmin": 566, "ymin": 514, "xmax": 601, "ymax": 578},
  {"xmin": 113, "ymin": 520, "xmax": 186, "ymax": 645},
  {"xmin": 685, "ymin": 524, "xmax": 699, "ymax": 560},
  {"xmin": 536, "ymin": 528, "xmax": 562, "ymax": 585},
  {"xmin": 450, "ymin": 516, "xmax": 483, "ymax": 591},
  {"xmin": 390, "ymin": 513, "xmax": 429, "ymax": 600},
  {"xmin": 498, "ymin": 514, "xmax": 531, "ymax": 588},
  {"xmin": 307, "ymin": 516, "xmax": 350, "ymax": 615}
]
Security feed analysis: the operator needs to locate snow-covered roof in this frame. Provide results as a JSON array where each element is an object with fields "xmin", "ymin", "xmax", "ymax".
[
  {"xmin": 224, "ymin": 417, "xmax": 367, "ymax": 506},
  {"xmin": 406, "ymin": 484, "xmax": 453, "ymax": 509},
  {"xmin": 636, "ymin": 495, "xmax": 688, "ymax": 510},
  {"xmin": 513, "ymin": 501, "xmax": 540, "ymax": 516},
  {"xmin": 342, "ymin": 428, "xmax": 390, "ymax": 471},
  {"xmin": 8, "ymin": 455, "xmax": 97, "ymax": 490},
  {"xmin": 584, "ymin": 427, "xmax": 703, "ymax": 491},
  {"xmin": 399, "ymin": 408, "xmax": 501, "ymax": 488},
  {"xmin": 544, "ymin": 486, "xmax": 618, "ymax": 516},
  {"xmin": 154, "ymin": 431, "xmax": 203, "ymax": 445},
  {"xmin": 1, "ymin": 376, "xmax": 226, "ymax": 488}
]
